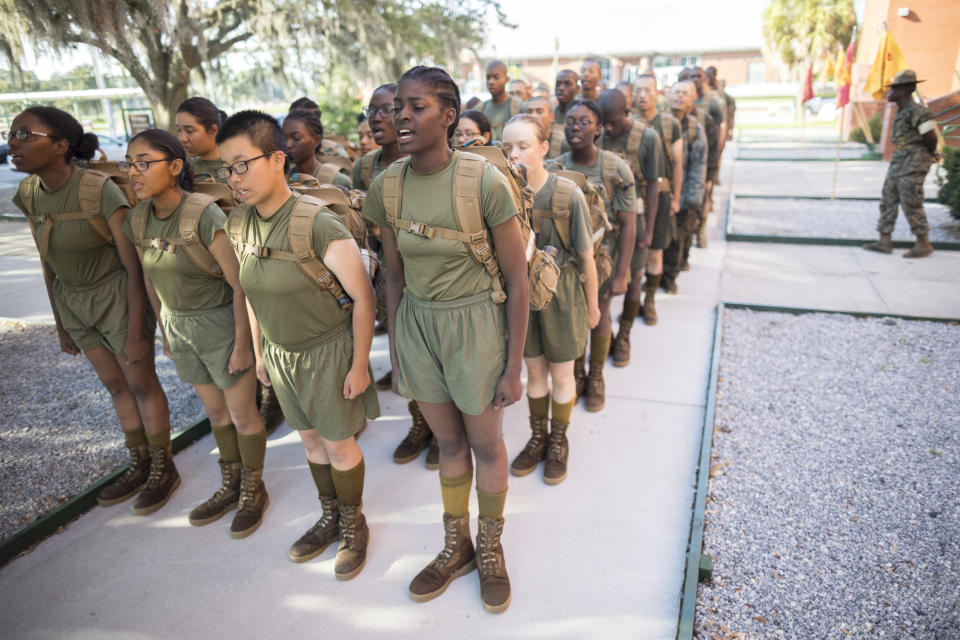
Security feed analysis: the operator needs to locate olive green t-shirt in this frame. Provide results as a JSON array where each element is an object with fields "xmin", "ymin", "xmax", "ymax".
[
  {"xmin": 122, "ymin": 193, "xmax": 232, "ymax": 312},
  {"xmin": 362, "ymin": 151, "xmax": 518, "ymax": 302},
  {"xmin": 641, "ymin": 113, "xmax": 682, "ymax": 181},
  {"xmin": 13, "ymin": 167, "xmax": 129, "ymax": 288},
  {"xmin": 695, "ymin": 92, "xmax": 725, "ymax": 126},
  {"xmin": 190, "ymin": 157, "xmax": 228, "ymax": 184},
  {"xmin": 232, "ymin": 193, "xmax": 355, "ymax": 347},
  {"xmin": 532, "ymin": 173, "xmax": 592, "ymax": 269},
  {"xmin": 352, "ymin": 148, "xmax": 386, "ymax": 191},
  {"xmin": 547, "ymin": 150, "xmax": 636, "ymax": 220},
  {"xmin": 600, "ymin": 120, "xmax": 665, "ymax": 192},
  {"xmin": 481, "ymin": 96, "xmax": 525, "ymax": 142}
]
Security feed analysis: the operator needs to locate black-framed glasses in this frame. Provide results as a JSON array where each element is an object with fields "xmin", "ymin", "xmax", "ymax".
[
  {"xmin": 214, "ymin": 153, "xmax": 274, "ymax": 180},
  {"xmin": 118, "ymin": 158, "xmax": 174, "ymax": 172},
  {"xmin": 564, "ymin": 117, "xmax": 597, "ymax": 129},
  {"xmin": 362, "ymin": 104, "xmax": 397, "ymax": 118},
  {"xmin": 2, "ymin": 128, "xmax": 59, "ymax": 142}
]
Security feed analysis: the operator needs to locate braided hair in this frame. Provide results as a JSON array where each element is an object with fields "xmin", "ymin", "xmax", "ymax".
[{"xmin": 284, "ymin": 109, "xmax": 324, "ymax": 154}]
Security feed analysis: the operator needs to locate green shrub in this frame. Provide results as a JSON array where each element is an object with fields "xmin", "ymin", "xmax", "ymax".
[
  {"xmin": 850, "ymin": 113, "xmax": 882, "ymax": 144},
  {"xmin": 937, "ymin": 142, "xmax": 960, "ymax": 221}
]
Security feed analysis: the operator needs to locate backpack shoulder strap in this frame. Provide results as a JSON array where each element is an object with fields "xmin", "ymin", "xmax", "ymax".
[
  {"xmin": 381, "ymin": 157, "xmax": 411, "ymax": 229},
  {"xmin": 533, "ymin": 175, "xmax": 575, "ymax": 252},
  {"xmin": 178, "ymin": 192, "xmax": 223, "ymax": 279},
  {"xmin": 549, "ymin": 126, "xmax": 564, "ymax": 158},
  {"xmin": 453, "ymin": 151, "xmax": 506, "ymax": 302},
  {"xmin": 660, "ymin": 113, "xmax": 675, "ymax": 155},
  {"xmin": 600, "ymin": 149, "xmax": 623, "ymax": 193},
  {"xmin": 315, "ymin": 163, "xmax": 341, "ymax": 186},
  {"xmin": 77, "ymin": 170, "xmax": 115, "ymax": 245},
  {"xmin": 17, "ymin": 176, "xmax": 37, "ymax": 218},
  {"xmin": 359, "ymin": 150, "xmax": 377, "ymax": 189},
  {"xmin": 288, "ymin": 196, "xmax": 353, "ymax": 309},
  {"xmin": 128, "ymin": 201, "xmax": 149, "ymax": 248},
  {"xmin": 626, "ymin": 120, "xmax": 646, "ymax": 159},
  {"xmin": 227, "ymin": 206, "xmax": 253, "ymax": 258}
]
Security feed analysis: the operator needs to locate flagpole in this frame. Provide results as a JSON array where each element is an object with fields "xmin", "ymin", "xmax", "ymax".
[{"xmin": 831, "ymin": 104, "xmax": 846, "ymax": 200}]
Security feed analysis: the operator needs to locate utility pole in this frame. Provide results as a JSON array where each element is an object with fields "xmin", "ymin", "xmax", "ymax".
[{"xmin": 90, "ymin": 50, "xmax": 116, "ymax": 136}]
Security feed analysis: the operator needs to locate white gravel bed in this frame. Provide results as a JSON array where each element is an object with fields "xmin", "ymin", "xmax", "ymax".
[
  {"xmin": 0, "ymin": 320, "xmax": 204, "ymax": 542},
  {"xmin": 695, "ymin": 309, "xmax": 960, "ymax": 639},
  {"xmin": 730, "ymin": 197, "xmax": 960, "ymax": 243},
  {"xmin": 737, "ymin": 145, "xmax": 873, "ymax": 160}
]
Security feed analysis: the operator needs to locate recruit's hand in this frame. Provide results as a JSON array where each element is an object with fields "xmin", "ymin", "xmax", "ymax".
[
  {"xmin": 162, "ymin": 337, "xmax": 173, "ymax": 359},
  {"xmin": 228, "ymin": 344, "xmax": 254, "ymax": 375},
  {"xmin": 57, "ymin": 327, "xmax": 81, "ymax": 356},
  {"xmin": 609, "ymin": 274, "xmax": 629, "ymax": 296},
  {"xmin": 343, "ymin": 366, "xmax": 371, "ymax": 400},
  {"xmin": 588, "ymin": 304, "xmax": 601, "ymax": 329},
  {"xmin": 492, "ymin": 371, "xmax": 522, "ymax": 410},
  {"xmin": 122, "ymin": 335, "xmax": 150, "ymax": 364},
  {"xmin": 256, "ymin": 358, "xmax": 271, "ymax": 387}
]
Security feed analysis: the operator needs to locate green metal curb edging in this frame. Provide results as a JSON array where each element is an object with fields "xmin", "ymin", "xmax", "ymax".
[
  {"xmin": 732, "ymin": 193, "xmax": 940, "ymax": 203},
  {"xmin": 0, "ymin": 417, "xmax": 211, "ymax": 567},
  {"xmin": 722, "ymin": 301, "xmax": 960, "ymax": 324},
  {"xmin": 676, "ymin": 303, "xmax": 725, "ymax": 640},
  {"xmin": 735, "ymin": 155, "xmax": 882, "ymax": 162},
  {"xmin": 724, "ymin": 232, "xmax": 960, "ymax": 251}
]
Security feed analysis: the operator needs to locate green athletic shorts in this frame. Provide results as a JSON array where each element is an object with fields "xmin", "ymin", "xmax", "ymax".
[
  {"xmin": 524, "ymin": 264, "xmax": 588, "ymax": 363},
  {"xmin": 162, "ymin": 303, "xmax": 249, "ymax": 390},
  {"xmin": 54, "ymin": 269, "xmax": 156, "ymax": 354},
  {"xmin": 262, "ymin": 320, "xmax": 380, "ymax": 441},
  {"xmin": 396, "ymin": 289, "xmax": 506, "ymax": 416}
]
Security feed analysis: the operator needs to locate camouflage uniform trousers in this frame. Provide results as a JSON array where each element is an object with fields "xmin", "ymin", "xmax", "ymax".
[
  {"xmin": 878, "ymin": 170, "xmax": 929, "ymax": 236},
  {"xmin": 662, "ymin": 208, "xmax": 702, "ymax": 283}
]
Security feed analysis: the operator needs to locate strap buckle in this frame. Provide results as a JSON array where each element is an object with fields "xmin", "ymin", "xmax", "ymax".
[
  {"xmin": 36, "ymin": 214, "xmax": 48, "ymax": 224},
  {"xmin": 408, "ymin": 221, "xmax": 435, "ymax": 238}
]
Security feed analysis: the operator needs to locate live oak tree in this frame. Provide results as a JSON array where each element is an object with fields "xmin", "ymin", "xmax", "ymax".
[
  {"xmin": 0, "ymin": 0, "xmax": 507, "ymax": 130},
  {"xmin": 763, "ymin": 0, "xmax": 856, "ymax": 69}
]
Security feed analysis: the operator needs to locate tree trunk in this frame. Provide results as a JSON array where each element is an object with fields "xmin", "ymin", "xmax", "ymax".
[{"xmin": 156, "ymin": 82, "xmax": 189, "ymax": 133}]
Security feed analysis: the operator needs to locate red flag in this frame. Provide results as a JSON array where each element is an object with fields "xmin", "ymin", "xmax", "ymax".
[
  {"xmin": 836, "ymin": 39, "xmax": 855, "ymax": 108},
  {"xmin": 802, "ymin": 64, "xmax": 814, "ymax": 102}
]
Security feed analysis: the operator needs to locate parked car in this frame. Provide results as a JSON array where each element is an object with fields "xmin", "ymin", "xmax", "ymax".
[{"xmin": 95, "ymin": 134, "xmax": 128, "ymax": 161}]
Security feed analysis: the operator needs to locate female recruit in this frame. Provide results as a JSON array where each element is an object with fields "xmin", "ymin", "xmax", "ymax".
[
  {"xmin": 216, "ymin": 111, "xmax": 378, "ymax": 579},
  {"xmin": 122, "ymin": 129, "xmax": 268, "ymax": 537},
  {"xmin": 501, "ymin": 114, "xmax": 600, "ymax": 485},
  {"xmin": 547, "ymin": 99, "xmax": 636, "ymax": 413},
  {"xmin": 282, "ymin": 109, "xmax": 352, "ymax": 189},
  {"xmin": 176, "ymin": 97, "xmax": 228, "ymax": 183},
  {"xmin": 451, "ymin": 110, "xmax": 492, "ymax": 147},
  {"xmin": 357, "ymin": 114, "xmax": 378, "ymax": 156},
  {"xmin": 353, "ymin": 83, "xmax": 439, "ymax": 469},
  {"xmin": 10, "ymin": 107, "xmax": 175, "ymax": 514},
  {"xmin": 363, "ymin": 66, "xmax": 528, "ymax": 614}
]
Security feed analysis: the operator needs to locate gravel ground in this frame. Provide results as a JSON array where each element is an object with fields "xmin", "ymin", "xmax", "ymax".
[
  {"xmin": 737, "ymin": 143, "xmax": 873, "ymax": 161},
  {"xmin": 0, "ymin": 320, "xmax": 204, "ymax": 542},
  {"xmin": 695, "ymin": 309, "xmax": 960, "ymax": 639},
  {"xmin": 730, "ymin": 197, "xmax": 960, "ymax": 243}
]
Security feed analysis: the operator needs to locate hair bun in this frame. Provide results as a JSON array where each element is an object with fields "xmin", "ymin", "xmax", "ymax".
[{"xmin": 75, "ymin": 132, "xmax": 100, "ymax": 161}]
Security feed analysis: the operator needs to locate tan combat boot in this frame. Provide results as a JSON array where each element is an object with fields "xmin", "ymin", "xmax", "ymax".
[
  {"xmin": 393, "ymin": 401, "xmax": 434, "ymax": 464},
  {"xmin": 543, "ymin": 419, "xmax": 569, "ymax": 485},
  {"xmin": 612, "ymin": 318, "xmax": 632, "ymax": 367},
  {"xmin": 97, "ymin": 443, "xmax": 150, "ymax": 506},
  {"xmin": 335, "ymin": 503, "xmax": 369, "ymax": 580},
  {"xmin": 230, "ymin": 466, "xmax": 269, "ymax": 538},
  {"xmin": 510, "ymin": 414, "xmax": 549, "ymax": 477},
  {"xmin": 409, "ymin": 513, "xmax": 476, "ymax": 602},
  {"xmin": 476, "ymin": 516, "xmax": 511, "ymax": 613},
  {"xmin": 863, "ymin": 232, "xmax": 893, "ymax": 254},
  {"xmin": 289, "ymin": 496, "xmax": 340, "ymax": 563},
  {"xmin": 585, "ymin": 363, "xmax": 605, "ymax": 412},
  {"xmin": 132, "ymin": 444, "xmax": 181, "ymax": 515},
  {"xmin": 642, "ymin": 277, "xmax": 660, "ymax": 326},
  {"xmin": 903, "ymin": 233, "xmax": 933, "ymax": 258},
  {"xmin": 188, "ymin": 459, "xmax": 241, "ymax": 526},
  {"xmin": 573, "ymin": 355, "xmax": 587, "ymax": 398}
]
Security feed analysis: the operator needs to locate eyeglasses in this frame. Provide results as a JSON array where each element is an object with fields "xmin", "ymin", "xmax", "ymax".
[
  {"xmin": 564, "ymin": 117, "xmax": 597, "ymax": 129},
  {"xmin": 362, "ymin": 105, "xmax": 397, "ymax": 118},
  {"xmin": 214, "ymin": 153, "xmax": 274, "ymax": 180},
  {"xmin": 2, "ymin": 129, "xmax": 59, "ymax": 142},
  {"xmin": 118, "ymin": 158, "xmax": 174, "ymax": 172}
]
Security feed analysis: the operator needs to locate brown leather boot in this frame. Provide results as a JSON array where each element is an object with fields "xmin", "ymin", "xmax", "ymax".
[
  {"xmin": 409, "ymin": 513, "xmax": 477, "ymax": 602},
  {"xmin": 543, "ymin": 420, "xmax": 569, "ymax": 485},
  {"xmin": 863, "ymin": 232, "xmax": 893, "ymax": 254},
  {"xmin": 476, "ymin": 516, "xmax": 511, "ymax": 613},
  {"xmin": 289, "ymin": 496, "xmax": 340, "ymax": 563},
  {"xmin": 425, "ymin": 437, "xmax": 440, "ymax": 470},
  {"xmin": 257, "ymin": 383, "xmax": 284, "ymax": 435},
  {"xmin": 510, "ymin": 414, "xmax": 549, "ymax": 477},
  {"xmin": 335, "ymin": 503, "xmax": 369, "ymax": 580},
  {"xmin": 188, "ymin": 459, "xmax": 241, "ymax": 526},
  {"xmin": 612, "ymin": 318, "xmax": 632, "ymax": 368},
  {"xmin": 132, "ymin": 444, "xmax": 181, "ymax": 515},
  {"xmin": 573, "ymin": 355, "xmax": 587, "ymax": 398},
  {"xmin": 903, "ymin": 233, "xmax": 933, "ymax": 258},
  {"xmin": 393, "ymin": 401, "xmax": 433, "ymax": 464},
  {"xmin": 97, "ymin": 444, "xmax": 150, "ymax": 506},
  {"xmin": 585, "ymin": 363, "xmax": 605, "ymax": 412},
  {"xmin": 229, "ymin": 466, "xmax": 268, "ymax": 538},
  {"xmin": 642, "ymin": 277, "xmax": 660, "ymax": 326}
]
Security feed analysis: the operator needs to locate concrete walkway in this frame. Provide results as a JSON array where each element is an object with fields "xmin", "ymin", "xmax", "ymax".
[{"xmin": 0, "ymin": 164, "xmax": 730, "ymax": 638}]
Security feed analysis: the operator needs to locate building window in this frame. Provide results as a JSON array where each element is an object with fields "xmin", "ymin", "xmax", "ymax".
[
  {"xmin": 677, "ymin": 55, "xmax": 701, "ymax": 67},
  {"xmin": 599, "ymin": 58, "xmax": 611, "ymax": 82},
  {"xmin": 653, "ymin": 55, "xmax": 673, "ymax": 68},
  {"xmin": 747, "ymin": 61, "xmax": 766, "ymax": 83}
]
